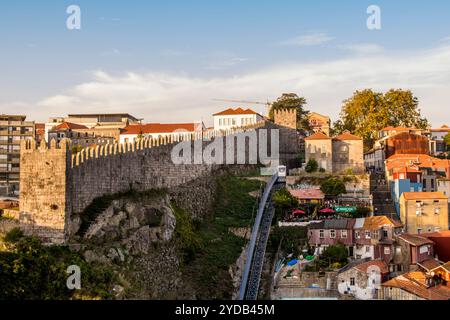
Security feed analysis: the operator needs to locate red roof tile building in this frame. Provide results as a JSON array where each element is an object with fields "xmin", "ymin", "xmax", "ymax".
[
  {"xmin": 119, "ymin": 122, "xmax": 204, "ymax": 144},
  {"xmin": 213, "ymin": 107, "xmax": 263, "ymax": 130},
  {"xmin": 48, "ymin": 121, "xmax": 115, "ymax": 147},
  {"xmin": 337, "ymin": 259, "xmax": 389, "ymax": 300},
  {"xmin": 305, "ymin": 131, "xmax": 364, "ymax": 173},
  {"xmin": 380, "ymin": 271, "xmax": 450, "ymax": 300}
]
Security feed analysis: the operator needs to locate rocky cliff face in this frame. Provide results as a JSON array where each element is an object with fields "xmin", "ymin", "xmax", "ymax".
[
  {"xmin": 66, "ymin": 168, "xmax": 258, "ymax": 299},
  {"xmin": 68, "ymin": 193, "xmax": 189, "ymax": 299}
]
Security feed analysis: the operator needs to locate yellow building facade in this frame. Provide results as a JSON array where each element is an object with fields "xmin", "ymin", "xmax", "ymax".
[{"xmin": 399, "ymin": 192, "xmax": 449, "ymax": 234}]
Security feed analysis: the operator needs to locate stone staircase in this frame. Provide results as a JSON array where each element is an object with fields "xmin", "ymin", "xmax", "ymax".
[
  {"xmin": 76, "ymin": 197, "xmax": 112, "ymax": 237},
  {"xmin": 370, "ymin": 173, "xmax": 397, "ymax": 218}
]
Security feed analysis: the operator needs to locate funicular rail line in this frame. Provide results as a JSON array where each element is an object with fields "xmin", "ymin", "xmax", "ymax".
[{"xmin": 239, "ymin": 172, "xmax": 284, "ymax": 300}]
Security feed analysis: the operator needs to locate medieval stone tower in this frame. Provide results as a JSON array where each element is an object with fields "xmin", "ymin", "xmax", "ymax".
[
  {"xmin": 19, "ymin": 138, "xmax": 72, "ymax": 244},
  {"xmin": 274, "ymin": 108, "xmax": 297, "ymax": 130}
]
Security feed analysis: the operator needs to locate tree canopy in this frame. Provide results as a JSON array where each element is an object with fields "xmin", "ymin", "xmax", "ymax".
[
  {"xmin": 444, "ymin": 133, "xmax": 450, "ymax": 149},
  {"xmin": 333, "ymin": 89, "xmax": 429, "ymax": 150},
  {"xmin": 269, "ymin": 93, "xmax": 311, "ymax": 131},
  {"xmin": 317, "ymin": 244, "xmax": 349, "ymax": 269},
  {"xmin": 320, "ymin": 177, "xmax": 347, "ymax": 196},
  {"xmin": 305, "ymin": 159, "xmax": 319, "ymax": 173}
]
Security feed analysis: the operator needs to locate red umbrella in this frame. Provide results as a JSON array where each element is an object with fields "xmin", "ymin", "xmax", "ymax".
[
  {"xmin": 292, "ymin": 209, "xmax": 306, "ymax": 215},
  {"xmin": 319, "ymin": 208, "xmax": 335, "ymax": 214}
]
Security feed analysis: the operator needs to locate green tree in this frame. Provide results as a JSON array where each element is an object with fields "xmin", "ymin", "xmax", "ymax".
[
  {"xmin": 305, "ymin": 159, "xmax": 319, "ymax": 173},
  {"xmin": 0, "ymin": 230, "xmax": 115, "ymax": 299},
  {"xmin": 334, "ymin": 89, "xmax": 429, "ymax": 150},
  {"xmin": 269, "ymin": 93, "xmax": 311, "ymax": 131},
  {"xmin": 444, "ymin": 133, "xmax": 450, "ymax": 151},
  {"xmin": 317, "ymin": 244, "xmax": 348, "ymax": 269},
  {"xmin": 273, "ymin": 188, "xmax": 299, "ymax": 221},
  {"xmin": 320, "ymin": 178, "xmax": 347, "ymax": 196},
  {"xmin": 273, "ymin": 188, "xmax": 299, "ymax": 210}
]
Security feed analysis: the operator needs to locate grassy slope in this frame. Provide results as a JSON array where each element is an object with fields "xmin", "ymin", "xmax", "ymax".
[{"xmin": 175, "ymin": 176, "xmax": 264, "ymax": 299}]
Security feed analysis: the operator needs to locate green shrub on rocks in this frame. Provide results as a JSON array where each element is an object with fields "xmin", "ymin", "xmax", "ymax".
[{"xmin": 0, "ymin": 229, "xmax": 115, "ymax": 300}]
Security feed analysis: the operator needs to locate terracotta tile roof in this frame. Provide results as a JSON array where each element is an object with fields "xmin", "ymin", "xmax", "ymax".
[
  {"xmin": 333, "ymin": 131, "xmax": 362, "ymax": 141},
  {"xmin": 392, "ymin": 167, "xmax": 422, "ymax": 174},
  {"xmin": 401, "ymin": 192, "xmax": 448, "ymax": 200},
  {"xmin": 382, "ymin": 272, "xmax": 450, "ymax": 300},
  {"xmin": 304, "ymin": 132, "xmax": 331, "ymax": 140},
  {"xmin": 360, "ymin": 216, "xmax": 403, "ymax": 230},
  {"xmin": 121, "ymin": 123, "xmax": 201, "ymax": 135},
  {"xmin": 398, "ymin": 234, "xmax": 434, "ymax": 246},
  {"xmin": 35, "ymin": 123, "xmax": 45, "ymax": 130},
  {"xmin": 431, "ymin": 125, "xmax": 450, "ymax": 132},
  {"xmin": 289, "ymin": 188, "xmax": 325, "ymax": 200},
  {"xmin": 418, "ymin": 259, "xmax": 442, "ymax": 271},
  {"xmin": 386, "ymin": 154, "xmax": 450, "ymax": 173},
  {"xmin": 354, "ymin": 260, "xmax": 389, "ymax": 274},
  {"xmin": 52, "ymin": 122, "xmax": 89, "ymax": 131},
  {"xmin": 213, "ymin": 108, "xmax": 258, "ymax": 116}
]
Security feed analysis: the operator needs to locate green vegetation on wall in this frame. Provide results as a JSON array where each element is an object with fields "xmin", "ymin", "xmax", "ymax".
[
  {"xmin": 305, "ymin": 159, "xmax": 319, "ymax": 173},
  {"xmin": 320, "ymin": 177, "xmax": 347, "ymax": 196},
  {"xmin": 176, "ymin": 176, "xmax": 263, "ymax": 299}
]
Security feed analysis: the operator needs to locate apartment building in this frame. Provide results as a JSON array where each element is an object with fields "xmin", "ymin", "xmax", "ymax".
[
  {"xmin": 0, "ymin": 115, "xmax": 35, "ymax": 196},
  {"xmin": 45, "ymin": 113, "xmax": 141, "ymax": 142},
  {"xmin": 399, "ymin": 192, "xmax": 449, "ymax": 234}
]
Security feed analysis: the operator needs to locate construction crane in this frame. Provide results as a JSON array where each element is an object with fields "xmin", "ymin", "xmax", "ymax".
[{"xmin": 213, "ymin": 99, "xmax": 273, "ymax": 117}]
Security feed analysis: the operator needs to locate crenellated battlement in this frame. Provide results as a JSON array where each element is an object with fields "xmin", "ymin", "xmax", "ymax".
[
  {"xmin": 274, "ymin": 108, "xmax": 297, "ymax": 130},
  {"xmin": 69, "ymin": 120, "xmax": 266, "ymax": 168},
  {"xmin": 18, "ymin": 120, "xmax": 272, "ymax": 244}
]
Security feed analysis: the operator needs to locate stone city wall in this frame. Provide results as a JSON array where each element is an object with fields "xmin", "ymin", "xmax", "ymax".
[{"xmin": 19, "ymin": 121, "xmax": 301, "ymax": 244}]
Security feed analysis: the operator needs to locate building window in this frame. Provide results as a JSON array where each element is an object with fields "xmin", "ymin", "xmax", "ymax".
[
  {"xmin": 350, "ymin": 278, "xmax": 355, "ymax": 286},
  {"xmin": 365, "ymin": 231, "xmax": 371, "ymax": 239},
  {"xmin": 341, "ymin": 230, "xmax": 348, "ymax": 239},
  {"xmin": 330, "ymin": 230, "xmax": 336, "ymax": 238},
  {"xmin": 373, "ymin": 230, "xmax": 379, "ymax": 239},
  {"xmin": 319, "ymin": 230, "xmax": 325, "ymax": 239},
  {"xmin": 355, "ymin": 231, "xmax": 360, "ymax": 239},
  {"xmin": 417, "ymin": 228, "xmax": 422, "ymax": 235},
  {"xmin": 384, "ymin": 247, "xmax": 391, "ymax": 255},
  {"xmin": 366, "ymin": 246, "xmax": 370, "ymax": 253},
  {"xmin": 419, "ymin": 245, "xmax": 428, "ymax": 254}
]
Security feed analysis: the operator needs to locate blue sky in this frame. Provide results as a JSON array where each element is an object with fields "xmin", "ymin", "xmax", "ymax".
[{"xmin": 1, "ymin": 0, "xmax": 450, "ymax": 125}]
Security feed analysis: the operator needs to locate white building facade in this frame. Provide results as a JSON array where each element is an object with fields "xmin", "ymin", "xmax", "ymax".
[{"xmin": 213, "ymin": 108, "xmax": 263, "ymax": 131}]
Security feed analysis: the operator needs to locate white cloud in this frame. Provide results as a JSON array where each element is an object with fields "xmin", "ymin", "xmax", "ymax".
[
  {"xmin": 279, "ymin": 32, "xmax": 334, "ymax": 47},
  {"xmin": 4, "ymin": 43, "xmax": 450, "ymax": 126},
  {"xmin": 205, "ymin": 56, "xmax": 248, "ymax": 70},
  {"xmin": 338, "ymin": 43, "xmax": 384, "ymax": 55}
]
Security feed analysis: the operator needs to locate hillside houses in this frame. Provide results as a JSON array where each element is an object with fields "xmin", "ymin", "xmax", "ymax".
[{"xmin": 308, "ymin": 216, "xmax": 403, "ymax": 262}]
